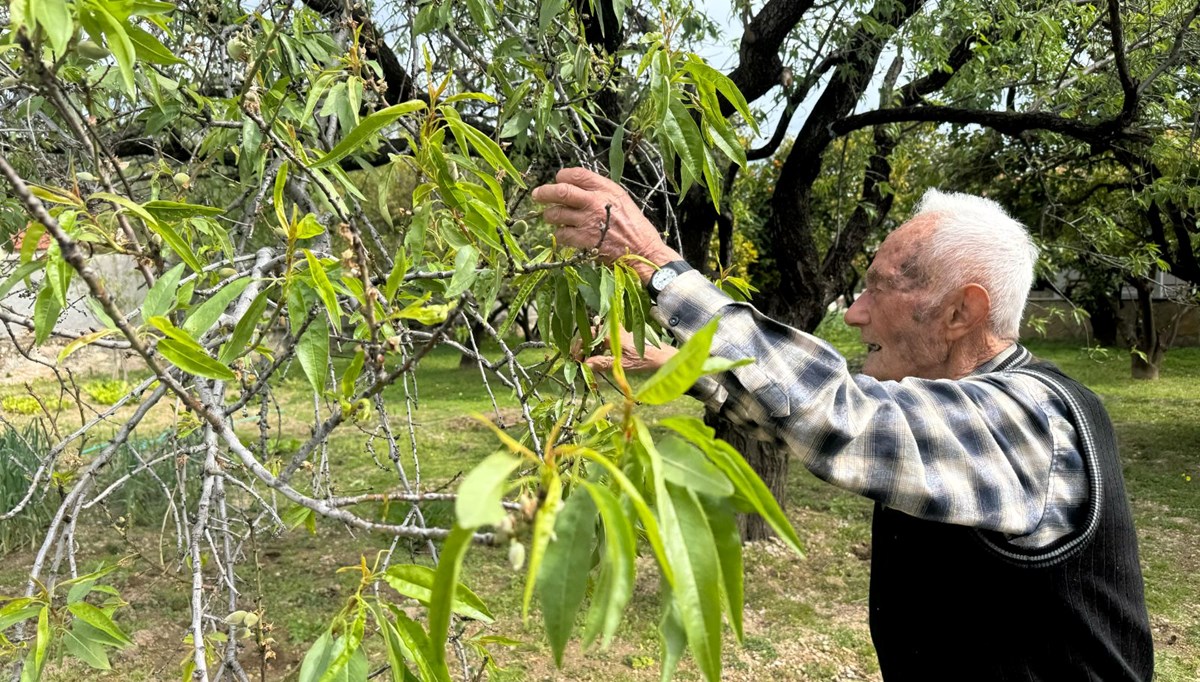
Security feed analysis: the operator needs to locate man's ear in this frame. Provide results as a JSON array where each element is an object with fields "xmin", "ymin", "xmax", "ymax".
[{"xmin": 944, "ymin": 283, "xmax": 991, "ymax": 341}]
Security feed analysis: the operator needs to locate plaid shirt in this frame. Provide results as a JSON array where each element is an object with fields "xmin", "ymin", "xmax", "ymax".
[{"xmin": 654, "ymin": 271, "xmax": 1087, "ymax": 550}]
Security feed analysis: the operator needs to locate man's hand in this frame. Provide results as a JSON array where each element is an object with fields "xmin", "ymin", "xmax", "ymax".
[
  {"xmin": 577, "ymin": 328, "xmax": 677, "ymax": 374},
  {"xmin": 532, "ymin": 168, "xmax": 682, "ymax": 283}
]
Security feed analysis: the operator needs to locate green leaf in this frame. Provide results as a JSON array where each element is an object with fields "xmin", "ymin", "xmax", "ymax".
[
  {"xmin": 142, "ymin": 262, "xmax": 185, "ymax": 320},
  {"xmin": 580, "ymin": 481, "xmax": 636, "ymax": 649},
  {"xmin": 455, "ymin": 451, "xmax": 521, "ymax": 529},
  {"xmin": 297, "ymin": 312, "xmax": 330, "ymax": 395},
  {"xmin": 141, "ymin": 200, "xmax": 222, "ymax": 220},
  {"xmin": 609, "ymin": 122, "xmax": 626, "ymax": 185},
  {"xmin": 58, "ymin": 328, "xmax": 117, "ymax": 363},
  {"xmin": 298, "ymin": 630, "xmax": 335, "ymax": 682},
  {"xmin": 294, "ymin": 214, "xmax": 325, "ymax": 240},
  {"xmin": 67, "ymin": 602, "xmax": 132, "ymax": 647},
  {"xmin": 33, "ymin": 285, "xmax": 63, "ymax": 346},
  {"xmin": 320, "ymin": 604, "xmax": 365, "ymax": 682},
  {"xmin": 311, "ymin": 100, "xmax": 428, "ymax": 169},
  {"xmin": 219, "ymin": 286, "xmax": 271, "ymax": 363},
  {"xmin": 657, "ymin": 435, "xmax": 734, "ymax": 498},
  {"xmin": 658, "ymin": 598, "xmax": 687, "ymax": 682},
  {"xmin": 0, "ymin": 260, "xmax": 42, "ymax": 301},
  {"xmin": 32, "ymin": 0, "xmax": 72, "ymax": 57},
  {"xmin": 93, "ymin": 6, "xmax": 137, "ymax": 96},
  {"xmin": 157, "ymin": 338, "xmax": 236, "ymax": 380},
  {"xmin": 497, "ymin": 270, "xmax": 546, "ymax": 337},
  {"xmin": 635, "ymin": 317, "xmax": 720, "ymax": 405},
  {"xmin": 381, "ymin": 565, "xmax": 494, "ymax": 623},
  {"xmin": 303, "ymin": 250, "xmax": 341, "ymax": 332},
  {"xmin": 20, "ymin": 606, "xmax": 50, "ymax": 682},
  {"xmin": 659, "ymin": 482, "xmax": 723, "ymax": 682},
  {"xmin": 182, "ymin": 277, "xmax": 252, "ymax": 337},
  {"xmin": 442, "ymin": 110, "xmax": 525, "ymax": 187},
  {"xmin": 537, "ymin": 489, "xmax": 597, "ymax": 666},
  {"xmin": 383, "ymin": 248, "xmax": 409, "ymax": 301},
  {"xmin": 384, "ymin": 606, "xmax": 450, "ymax": 682},
  {"xmin": 577, "ymin": 448, "xmax": 671, "ymax": 585},
  {"xmin": 701, "ymin": 496, "xmax": 744, "ymax": 642},
  {"xmin": 148, "ymin": 219, "xmax": 203, "ymax": 273},
  {"xmin": 63, "ymin": 627, "xmax": 112, "ymax": 670},
  {"xmin": 428, "ymin": 525, "xmax": 474, "ymax": 679},
  {"xmin": 661, "ymin": 417, "xmax": 804, "ymax": 555},
  {"xmin": 522, "ymin": 472, "xmax": 561, "ymax": 621},
  {"xmin": 340, "ymin": 349, "xmax": 364, "ymax": 399},
  {"xmin": 124, "ymin": 22, "xmax": 185, "ymax": 65},
  {"xmin": 539, "ymin": 0, "xmax": 564, "ymax": 32},
  {"xmin": 444, "ymin": 245, "xmax": 479, "ymax": 299}
]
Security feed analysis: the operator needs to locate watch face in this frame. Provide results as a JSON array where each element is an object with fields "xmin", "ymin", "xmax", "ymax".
[{"xmin": 651, "ymin": 266, "xmax": 678, "ymax": 291}]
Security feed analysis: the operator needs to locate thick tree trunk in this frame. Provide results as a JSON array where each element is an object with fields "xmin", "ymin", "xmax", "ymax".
[
  {"xmin": 1128, "ymin": 278, "xmax": 1164, "ymax": 380},
  {"xmin": 705, "ymin": 410, "xmax": 790, "ymax": 542}
]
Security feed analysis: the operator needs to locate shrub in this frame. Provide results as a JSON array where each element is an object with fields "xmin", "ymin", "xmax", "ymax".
[
  {"xmin": 0, "ymin": 422, "xmax": 54, "ymax": 553},
  {"xmin": 83, "ymin": 379, "xmax": 137, "ymax": 406}
]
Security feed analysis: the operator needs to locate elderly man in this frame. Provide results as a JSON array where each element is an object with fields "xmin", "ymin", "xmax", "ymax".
[{"xmin": 532, "ymin": 168, "xmax": 1154, "ymax": 681}]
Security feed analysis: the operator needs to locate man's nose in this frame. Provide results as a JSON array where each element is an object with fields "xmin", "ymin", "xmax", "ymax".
[{"xmin": 844, "ymin": 294, "xmax": 869, "ymax": 327}]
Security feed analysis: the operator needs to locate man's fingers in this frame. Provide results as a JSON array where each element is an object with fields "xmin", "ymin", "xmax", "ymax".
[
  {"xmin": 531, "ymin": 181, "xmax": 593, "ymax": 209},
  {"xmin": 541, "ymin": 205, "xmax": 591, "ymax": 227},
  {"xmin": 555, "ymin": 167, "xmax": 615, "ymax": 191},
  {"xmin": 584, "ymin": 355, "xmax": 615, "ymax": 373}
]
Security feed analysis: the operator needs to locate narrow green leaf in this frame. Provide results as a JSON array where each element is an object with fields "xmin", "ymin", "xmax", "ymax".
[
  {"xmin": 303, "ymin": 250, "xmax": 341, "ymax": 332},
  {"xmin": 455, "ymin": 451, "xmax": 521, "ymax": 529},
  {"xmin": 67, "ymin": 602, "xmax": 132, "ymax": 647},
  {"xmin": 124, "ymin": 22, "xmax": 185, "ymax": 65},
  {"xmin": 522, "ymin": 472, "xmax": 561, "ymax": 621},
  {"xmin": 428, "ymin": 525, "xmax": 473, "ymax": 679},
  {"xmin": 340, "ymin": 349, "xmax": 364, "ymax": 399},
  {"xmin": 581, "ymin": 482, "xmax": 636, "ymax": 649},
  {"xmin": 609, "ymin": 122, "xmax": 626, "ymax": 185},
  {"xmin": 219, "ymin": 285, "xmax": 270, "ymax": 363},
  {"xmin": 701, "ymin": 496, "xmax": 744, "ymax": 642},
  {"xmin": 444, "ymin": 245, "xmax": 479, "ymax": 299},
  {"xmin": 63, "ymin": 627, "xmax": 112, "ymax": 670},
  {"xmin": 182, "ymin": 277, "xmax": 252, "ymax": 337},
  {"xmin": 142, "ymin": 262, "xmax": 185, "ymax": 320},
  {"xmin": 94, "ymin": 7, "xmax": 137, "ymax": 95},
  {"xmin": 32, "ymin": 0, "xmax": 71, "ymax": 57},
  {"xmin": 20, "ymin": 606, "xmax": 50, "ymax": 682},
  {"xmin": 657, "ymin": 435, "xmax": 734, "ymax": 498},
  {"xmin": 497, "ymin": 270, "xmax": 546, "ymax": 337},
  {"xmin": 141, "ymin": 200, "xmax": 223, "ymax": 220},
  {"xmin": 58, "ymin": 328, "xmax": 117, "ymax": 363},
  {"xmin": 0, "ymin": 600, "xmax": 41, "ymax": 632},
  {"xmin": 298, "ymin": 630, "xmax": 335, "ymax": 682},
  {"xmin": 537, "ymin": 489, "xmax": 597, "ymax": 666},
  {"xmin": 539, "ymin": 0, "xmax": 564, "ymax": 33},
  {"xmin": 660, "ymin": 483, "xmax": 723, "ymax": 682},
  {"xmin": 0, "ymin": 260, "xmax": 42, "ymax": 301},
  {"xmin": 273, "ymin": 161, "xmax": 289, "ymax": 230},
  {"xmin": 578, "ymin": 448, "xmax": 672, "ymax": 586},
  {"xmin": 156, "ymin": 339, "xmax": 236, "ymax": 380},
  {"xmin": 148, "ymin": 219, "xmax": 203, "ymax": 273},
  {"xmin": 385, "ymin": 606, "xmax": 451, "ymax": 682},
  {"xmin": 658, "ymin": 598, "xmax": 686, "ymax": 682},
  {"xmin": 635, "ymin": 317, "xmax": 720, "ymax": 405},
  {"xmin": 33, "ymin": 285, "xmax": 63, "ymax": 346},
  {"xmin": 319, "ymin": 605, "xmax": 365, "ymax": 682},
  {"xmin": 297, "ymin": 312, "xmax": 330, "ymax": 395},
  {"xmin": 383, "ymin": 248, "xmax": 409, "ymax": 301},
  {"xmin": 382, "ymin": 565, "xmax": 494, "ymax": 623},
  {"xmin": 311, "ymin": 100, "xmax": 428, "ymax": 168},
  {"xmin": 661, "ymin": 416, "xmax": 804, "ymax": 555}
]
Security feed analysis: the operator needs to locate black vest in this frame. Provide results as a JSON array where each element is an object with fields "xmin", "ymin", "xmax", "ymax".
[{"xmin": 869, "ymin": 361, "xmax": 1154, "ymax": 681}]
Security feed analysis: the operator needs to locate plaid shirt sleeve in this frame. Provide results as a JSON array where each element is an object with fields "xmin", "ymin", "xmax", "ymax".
[{"xmin": 653, "ymin": 271, "xmax": 1087, "ymax": 547}]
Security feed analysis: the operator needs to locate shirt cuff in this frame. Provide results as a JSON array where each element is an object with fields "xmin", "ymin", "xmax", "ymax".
[{"xmin": 650, "ymin": 270, "xmax": 734, "ymax": 338}]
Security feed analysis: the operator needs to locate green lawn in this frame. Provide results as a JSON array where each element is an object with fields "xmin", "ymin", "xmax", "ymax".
[{"xmin": 1, "ymin": 339, "xmax": 1197, "ymax": 680}]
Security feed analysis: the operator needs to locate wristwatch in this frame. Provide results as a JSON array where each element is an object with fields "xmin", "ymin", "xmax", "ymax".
[{"xmin": 647, "ymin": 260, "xmax": 693, "ymax": 303}]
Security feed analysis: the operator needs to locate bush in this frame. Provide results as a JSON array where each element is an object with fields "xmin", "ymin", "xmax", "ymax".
[
  {"xmin": 1, "ymin": 394, "xmax": 70, "ymax": 415},
  {"xmin": 83, "ymin": 379, "xmax": 137, "ymax": 406}
]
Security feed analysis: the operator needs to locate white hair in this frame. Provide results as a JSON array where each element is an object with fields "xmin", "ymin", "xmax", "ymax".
[{"xmin": 912, "ymin": 189, "xmax": 1039, "ymax": 340}]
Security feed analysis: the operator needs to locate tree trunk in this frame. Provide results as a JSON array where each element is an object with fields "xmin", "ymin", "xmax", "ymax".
[
  {"xmin": 1128, "ymin": 278, "xmax": 1163, "ymax": 380},
  {"xmin": 705, "ymin": 410, "xmax": 790, "ymax": 542}
]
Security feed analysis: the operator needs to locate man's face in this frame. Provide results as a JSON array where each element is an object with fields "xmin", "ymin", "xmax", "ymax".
[{"xmin": 844, "ymin": 217, "xmax": 950, "ymax": 381}]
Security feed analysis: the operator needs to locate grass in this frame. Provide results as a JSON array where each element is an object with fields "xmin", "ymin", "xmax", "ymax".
[{"xmin": 0, "ymin": 336, "xmax": 1197, "ymax": 680}]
